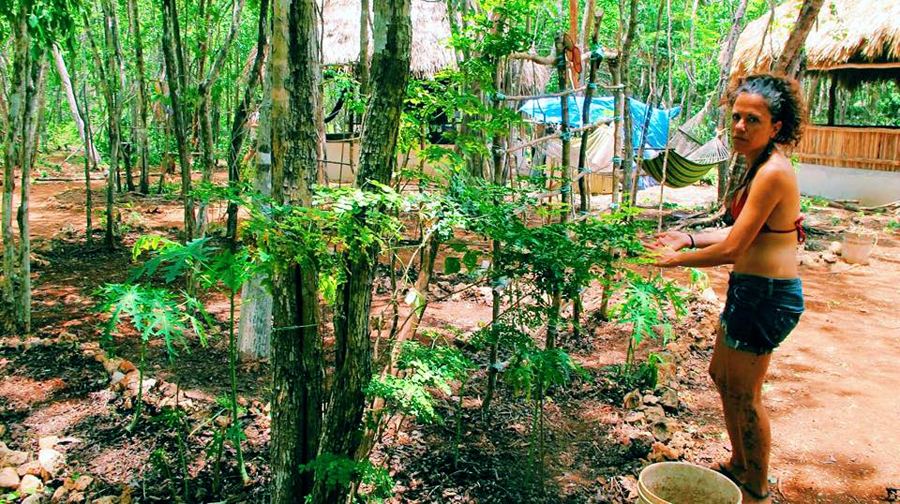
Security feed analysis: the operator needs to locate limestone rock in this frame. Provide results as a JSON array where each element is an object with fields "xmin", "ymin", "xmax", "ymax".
[
  {"xmin": 118, "ymin": 360, "xmax": 137, "ymax": 373},
  {"xmin": 651, "ymin": 418, "xmax": 677, "ymax": 443},
  {"xmin": 624, "ymin": 411, "xmax": 645, "ymax": 424},
  {"xmin": 38, "ymin": 449, "xmax": 64, "ymax": 478},
  {"xmin": 0, "ymin": 466, "xmax": 20, "ymax": 488},
  {"xmin": 0, "ymin": 448, "xmax": 29, "ymax": 467},
  {"xmin": 660, "ymin": 388, "xmax": 680, "ymax": 412},
  {"xmin": 648, "ymin": 441, "xmax": 681, "ymax": 462},
  {"xmin": 642, "ymin": 394, "xmax": 659, "ymax": 406},
  {"xmin": 822, "ymin": 252, "xmax": 838, "ymax": 264},
  {"xmin": 644, "ymin": 405, "xmax": 666, "ymax": 424},
  {"xmin": 52, "ymin": 485, "xmax": 69, "ymax": 503},
  {"xmin": 18, "ymin": 473, "xmax": 43, "ymax": 494},
  {"xmin": 102, "ymin": 358, "xmax": 123, "ymax": 375},
  {"xmin": 699, "ymin": 287, "xmax": 719, "ymax": 305},
  {"xmin": 110, "ymin": 372, "xmax": 126, "ymax": 387},
  {"xmin": 623, "ymin": 390, "xmax": 642, "ymax": 410},
  {"xmin": 73, "ymin": 475, "xmax": 93, "ymax": 492},
  {"xmin": 22, "ymin": 493, "xmax": 44, "ymax": 504},
  {"xmin": 91, "ymin": 497, "xmax": 117, "ymax": 504},
  {"xmin": 39, "ymin": 436, "xmax": 60, "ymax": 451},
  {"xmin": 67, "ymin": 491, "xmax": 85, "ymax": 503},
  {"xmin": 828, "ymin": 241, "xmax": 842, "ymax": 255},
  {"xmin": 17, "ymin": 460, "xmax": 42, "ymax": 476}
]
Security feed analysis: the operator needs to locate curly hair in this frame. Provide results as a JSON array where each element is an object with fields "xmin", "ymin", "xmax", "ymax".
[{"xmin": 725, "ymin": 73, "xmax": 807, "ymax": 146}]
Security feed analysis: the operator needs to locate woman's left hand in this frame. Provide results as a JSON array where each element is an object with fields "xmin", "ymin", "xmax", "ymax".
[{"xmin": 644, "ymin": 241, "xmax": 682, "ymax": 268}]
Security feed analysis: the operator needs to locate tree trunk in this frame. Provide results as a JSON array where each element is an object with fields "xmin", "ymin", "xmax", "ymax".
[
  {"xmin": 15, "ymin": 53, "xmax": 48, "ymax": 334},
  {"xmin": 619, "ymin": 0, "xmax": 639, "ymax": 203},
  {"xmin": 227, "ymin": 0, "xmax": 269, "ymax": 245},
  {"xmin": 682, "ymin": 0, "xmax": 699, "ymax": 119},
  {"xmin": 101, "ymin": 0, "xmax": 132, "ymax": 193},
  {"xmin": 772, "ymin": 0, "xmax": 825, "ymax": 77},
  {"xmin": 51, "ymin": 45, "xmax": 100, "ymax": 165},
  {"xmin": 82, "ymin": 83, "xmax": 95, "ymax": 247},
  {"xmin": 714, "ymin": 0, "xmax": 750, "ymax": 204},
  {"xmin": 127, "ymin": 0, "xmax": 151, "ymax": 194},
  {"xmin": 269, "ymin": 0, "xmax": 324, "ymax": 501},
  {"xmin": 312, "ymin": 0, "xmax": 411, "ymax": 502},
  {"xmin": 161, "ymin": 0, "xmax": 195, "ymax": 242},
  {"xmin": 197, "ymin": 0, "xmax": 247, "ymax": 238},
  {"xmin": 359, "ymin": 0, "xmax": 371, "ymax": 94},
  {"xmin": 827, "ymin": 75, "xmax": 837, "ymax": 126},
  {"xmin": 2, "ymin": 8, "xmax": 29, "ymax": 321}
]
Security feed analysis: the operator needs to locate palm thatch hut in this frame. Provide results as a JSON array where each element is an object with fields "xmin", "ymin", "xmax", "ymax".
[
  {"xmin": 726, "ymin": 0, "xmax": 900, "ymax": 204},
  {"xmin": 321, "ymin": 0, "xmax": 551, "ymax": 89}
]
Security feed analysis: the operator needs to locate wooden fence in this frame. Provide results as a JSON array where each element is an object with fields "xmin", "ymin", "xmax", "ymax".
[{"xmin": 790, "ymin": 125, "xmax": 900, "ymax": 172}]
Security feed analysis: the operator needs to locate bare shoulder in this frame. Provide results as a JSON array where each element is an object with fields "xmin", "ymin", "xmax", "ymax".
[{"xmin": 755, "ymin": 152, "xmax": 796, "ymax": 188}]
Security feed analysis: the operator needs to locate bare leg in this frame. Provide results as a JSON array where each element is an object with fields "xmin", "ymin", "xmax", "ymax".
[
  {"xmin": 721, "ymin": 341, "xmax": 773, "ymax": 502},
  {"xmin": 709, "ymin": 324, "xmax": 746, "ymax": 475}
]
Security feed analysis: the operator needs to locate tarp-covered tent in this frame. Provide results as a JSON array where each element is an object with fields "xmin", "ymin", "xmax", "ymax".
[{"xmin": 519, "ymin": 97, "xmax": 681, "ymax": 155}]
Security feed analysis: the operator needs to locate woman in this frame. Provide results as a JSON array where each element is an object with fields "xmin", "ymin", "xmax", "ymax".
[{"xmin": 648, "ymin": 73, "xmax": 806, "ymax": 503}]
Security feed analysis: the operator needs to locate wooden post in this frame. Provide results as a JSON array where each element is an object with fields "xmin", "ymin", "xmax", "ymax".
[{"xmin": 827, "ymin": 74, "xmax": 837, "ymax": 126}]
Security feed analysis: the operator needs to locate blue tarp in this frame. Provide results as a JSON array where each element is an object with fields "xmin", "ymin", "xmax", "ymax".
[{"xmin": 518, "ymin": 96, "xmax": 680, "ymax": 155}]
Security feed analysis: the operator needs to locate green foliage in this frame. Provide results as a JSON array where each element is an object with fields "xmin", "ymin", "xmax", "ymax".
[
  {"xmin": 96, "ymin": 283, "xmax": 209, "ymax": 360},
  {"xmin": 886, "ymin": 219, "xmax": 900, "ymax": 233},
  {"xmin": 366, "ymin": 341, "xmax": 473, "ymax": 424},
  {"xmin": 299, "ymin": 454, "xmax": 394, "ymax": 503},
  {"xmin": 613, "ymin": 273, "xmax": 686, "ymax": 348},
  {"xmin": 800, "ymin": 195, "xmax": 829, "ymax": 213},
  {"xmin": 130, "ymin": 235, "xmax": 214, "ymax": 283}
]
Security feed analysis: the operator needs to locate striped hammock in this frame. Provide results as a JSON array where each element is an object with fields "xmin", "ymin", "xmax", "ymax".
[{"xmin": 642, "ymin": 136, "xmax": 730, "ymax": 188}]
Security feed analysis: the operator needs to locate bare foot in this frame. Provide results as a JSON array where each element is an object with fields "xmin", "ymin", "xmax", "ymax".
[{"xmin": 709, "ymin": 460, "xmax": 746, "ymax": 484}]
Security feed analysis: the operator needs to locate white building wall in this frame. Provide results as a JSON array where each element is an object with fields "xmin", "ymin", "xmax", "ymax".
[{"xmin": 799, "ymin": 164, "xmax": 900, "ymax": 206}]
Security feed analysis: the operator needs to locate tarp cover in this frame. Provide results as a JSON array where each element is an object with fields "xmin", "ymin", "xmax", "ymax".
[{"xmin": 519, "ymin": 96, "xmax": 680, "ymax": 156}]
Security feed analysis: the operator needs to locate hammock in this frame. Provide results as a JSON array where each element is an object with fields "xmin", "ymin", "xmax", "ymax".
[{"xmin": 642, "ymin": 136, "xmax": 730, "ymax": 188}]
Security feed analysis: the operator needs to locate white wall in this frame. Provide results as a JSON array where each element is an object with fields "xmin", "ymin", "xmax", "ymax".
[{"xmin": 799, "ymin": 163, "xmax": 900, "ymax": 206}]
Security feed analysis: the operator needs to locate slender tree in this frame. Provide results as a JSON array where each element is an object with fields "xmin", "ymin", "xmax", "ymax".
[
  {"xmin": 161, "ymin": 0, "xmax": 195, "ymax": 241},
  {"xmin": 773, "ymin": 0, "xmax": 826, "ymax": 76},
  {"xmin": 127, "ymin": 0, "xmax": 152, "ymax": 194},
  {"xmin": 269, "ymin": 0, "xmax": 324, "ymax": 500},
  {"xmin": 714, "ymin": 0, "xmax": 750, "ymax": 203}
]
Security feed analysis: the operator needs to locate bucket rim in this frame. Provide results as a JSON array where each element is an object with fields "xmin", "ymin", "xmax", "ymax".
[{"xmin": 638, "ymin": 461, "xmax": 742, "ymax": 504}]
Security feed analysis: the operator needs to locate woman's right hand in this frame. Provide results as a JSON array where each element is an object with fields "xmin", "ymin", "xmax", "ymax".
[{"xmin": 652, "ymin": 230, "xmax": 692, "ymax": 251}]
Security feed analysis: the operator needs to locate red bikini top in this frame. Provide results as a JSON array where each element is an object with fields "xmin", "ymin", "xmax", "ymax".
[{"xmin": 731, "ymin": 190, "xmax": 806, "ymax": 243}]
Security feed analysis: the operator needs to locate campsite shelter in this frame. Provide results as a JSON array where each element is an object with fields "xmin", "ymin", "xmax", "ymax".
[
  {"xmin": 728, "ymin": 0, "xmax": 900, "ymax": 205},
  {"xmin": 319, "ymin": 0, "xmax": 552, "ymax": 182}
]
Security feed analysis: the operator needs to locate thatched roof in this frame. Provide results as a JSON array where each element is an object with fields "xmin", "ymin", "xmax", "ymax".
[
  {"xmin": 321, "ymin": 0, "xmax": 551, "ymax": 89},
  {"xmin": 726, "ymin": 0, "xmax": 900, "ymax": 83}
]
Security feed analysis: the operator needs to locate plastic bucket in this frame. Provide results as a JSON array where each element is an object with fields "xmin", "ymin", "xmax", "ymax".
[
  {"xmin": 638, "ymin": 462, "xmax": 742, "ymax": 504},
  {"xmin": 842, "ymin": 231, "xmax": 878, "ymax": 265}
]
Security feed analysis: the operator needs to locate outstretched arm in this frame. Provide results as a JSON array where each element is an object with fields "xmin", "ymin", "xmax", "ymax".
[
  {"xmin": 651, "ymin": 167, "xmax": 787, "ymax": 268},
  {"xmin": 653, "ymin": 227, "xmax": 731, "ymax": 250}
]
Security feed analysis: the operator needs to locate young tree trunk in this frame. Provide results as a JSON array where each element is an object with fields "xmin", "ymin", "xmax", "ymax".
[
  {"xmin": 196, "ymin": 0, "xmax": 247, "ymax": 238},
  {"xmin": 269, "ymin": 0, "xmax": 324, "ymax": 501},
  {"xmin": 227, "ymin": 0, "xmax": 269, "ymax": 245},
  {"xmin": 161, "ymin": 0, "xmax": 195, "ymax": 242},
  {"xmin": 15, "ymin": 53, "xmax": 48, "ymax": 334},
  {"xmin": 51, "ymin": 45, "xmax": 100, "ymax": 164},
  {"xmin": 359, "ymin": 0, "xmax": 371, "ymax": 94},
  {"xmin": 682, "ymin": 0, "xmax": 699, "ymax": 119},
  {"xmin": 714, "ymin": 0, "xmax": 750, "ymax": 204},
  {"xmin": 619, "ymin": 0, "xmax": 639, "ymax": 203},
  {"xmin": 82, "ymin": 83, "xmax": 95, "ymax": 247},
  {"xmin": 101, "ymin": 0, "xmax": 133, "ymax": 193},
  {"xmin": 2, "ymin": 9, "xmax": 29, "ymax": 320},
  {"xmin": 772, "ymin": 0, "xmax": 825, "ymax": 77},
  {"xmin": 127, "ymin": 0, "xmax": 151, "ymax": 194},
  {"xmin": 312, "ymin": 0, "xmax": 411, "ymax": 502}
]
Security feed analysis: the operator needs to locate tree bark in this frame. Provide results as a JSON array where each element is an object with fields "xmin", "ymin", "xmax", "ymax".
[
  {"xmin": 51, "ymin": 45, "xmax": 100, "ymax": 165},
  {"xmin": 619, "ymin": 0, "xmax": 639, "ymax": 203},
  {"xmin": 101, "ymin": 0, "xmax": 132, "ymax": 193},
  {"xmin": 827, "ymin": 75, "xmax": 837, "ymax": 126},
  {"xmin": 227, "ymin": 0, "xmax": 269, "ymax": 245},
  {"xmin": 714, "ymin": 0, "xmax": 750, "ymax": 204},
  {"xmin": 772, "ymin": 0, "xmax": 825, "ymax": 76},
  {"xmin": 269, "ymin": 0, "xmax": 324, "ymax": 501},
  {"xmin": 15, "ymin": 53, "xmax": 48, "ymax": 334},
  {"xmin": 2, "ymin": 8, "xmax": 28, "ymax": 321},
  {"xmin": 197, "ymin": 0, "xmax": 247, "ymax": 238},
  {"xmin": 359, "ymin": 0, "xmax": 371, "ymax": 94},
  {"xmin": 81, "ymin": 83, "xmax": 95, "ymax": 247},
  {"xmin": 161, "ymin": 0, "xmax": 195, "ymax": 242},
  {"xmin": 127, "ymin": 0, "xmax": 151, "ymax": 194},
  {"xmin": 312, "ymin": 0, "xmax": 411, "ymax": 502}
]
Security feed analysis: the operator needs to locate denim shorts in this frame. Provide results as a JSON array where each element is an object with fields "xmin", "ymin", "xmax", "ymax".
[{"xmin": 720, "ymin": 272, "xmax": 804, "ymax": 355}]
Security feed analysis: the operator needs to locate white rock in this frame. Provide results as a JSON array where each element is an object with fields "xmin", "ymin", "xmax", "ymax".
[
  {"xmin": 38, "ymin": 449, "xmax": 64, "ymax": 477},
  {"xmin": 110, "ymin": 371, "xmax": 126, "ymax": 386},
  {"xmin": 0, "ymin": 466, "xmax": 19, "ymax": 488},
  {"xmin": 0, "ymin": 448, "xmax": 29, "ymax": 467},
  {"xmin": 38, "ymin": 436, "xmax": 59, "ymax": 451},
  {"xmin": 699, "ymin": 287, "xmax": 719, "ymax": 304},
  {"xmin": 829, "ymin": 241, "xmax": 842, "ymax": 255},
  {"xmin": 22, "ymin": 494, "xmax": 43, "ymax": 504},
  {"xmin": 18, "ymin": 473, "xmax": 43, "ymax": 494}
]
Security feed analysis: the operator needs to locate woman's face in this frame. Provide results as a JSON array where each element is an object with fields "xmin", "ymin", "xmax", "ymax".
[{"xmin": 731, "ymin": 92, "xmax": 782, "ymax": 155}]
